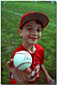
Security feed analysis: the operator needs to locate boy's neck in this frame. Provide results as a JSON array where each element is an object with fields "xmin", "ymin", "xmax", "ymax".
[{"xmin": 22, "ymin": 42, "xmax": 36, "ymax": 53}]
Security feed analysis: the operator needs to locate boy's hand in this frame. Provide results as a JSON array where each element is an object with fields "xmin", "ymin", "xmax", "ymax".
[
  {"xmin": 13, "ymin": 67, "xmax": 32, "ymax": 84},
  {"xmin": 47, "ymin": 76, "xmax": 55, "ymax": 84},
  {"xmin": 49, "ymin": 80, "xmax": 56, "ymax": 85},
  {"xmin": 6, "ymin": 60, "xmax": 32, "ymax": 84}
]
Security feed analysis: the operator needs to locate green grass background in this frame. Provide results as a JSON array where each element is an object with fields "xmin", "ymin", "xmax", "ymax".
[{"xmin": 1, "ymin": 1, "xmax": 56, "ymax": 84}]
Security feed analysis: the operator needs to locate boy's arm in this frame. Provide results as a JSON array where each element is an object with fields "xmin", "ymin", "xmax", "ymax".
[{"xmin": 40, "ymin": 64, "xmax": 54, "ymax": 84}]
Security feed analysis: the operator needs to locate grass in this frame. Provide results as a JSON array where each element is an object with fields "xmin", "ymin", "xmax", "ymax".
[{"xmin": 1, "ymin": 1, "xmax": 56, "ymax": 84}]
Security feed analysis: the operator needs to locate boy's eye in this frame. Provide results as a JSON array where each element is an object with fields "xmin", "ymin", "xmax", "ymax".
[
  {"xmin": 37, "ymin": 29, "xmax": 40, "ymax": 32},
  {"xmin": 37, "ymin": 29, "xmax": 41, "ymax": 32}
]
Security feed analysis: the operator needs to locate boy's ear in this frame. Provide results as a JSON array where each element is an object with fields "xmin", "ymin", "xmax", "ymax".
[{"xmin": 18, "ymin": 28, "xmax": 22, "ymax": 37}]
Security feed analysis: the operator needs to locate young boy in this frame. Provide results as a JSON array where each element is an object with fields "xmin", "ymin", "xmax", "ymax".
[{"xmin": 7, "ymin": 12, "xmax": 54, "ymax": 84}]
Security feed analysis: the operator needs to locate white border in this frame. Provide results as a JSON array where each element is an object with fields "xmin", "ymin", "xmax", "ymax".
[
  {"xmin": 1, "ymin": 0, "xmax": 56, "ymax": 84},
  {"xmin": 1, "ymin": 0, "xmax": 57, "ymax": 1},
  {"xmin": 56, "ymin": 0, "xmax": 57, "ymax": 85},
  {"xmin": 0, "ymin": 1, "xmax": 1, "ymax": 84}
]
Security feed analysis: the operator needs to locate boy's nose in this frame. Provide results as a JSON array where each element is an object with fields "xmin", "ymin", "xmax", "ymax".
[
  {"xmin": 32, "ymin": 34, "xmax": 37, "ymax": 37},
  {"xmin": 30, "ymin": 31, "xmax": 38, "ymax": 36}
]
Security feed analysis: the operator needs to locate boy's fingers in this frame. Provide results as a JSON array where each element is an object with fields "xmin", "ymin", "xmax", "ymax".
[
  {"xmin": 27, "ymin": 68, "xmax": 32, "ymax": 72},
  {"xmin": 50, "ymin": 80, "xmax": 56, "ymax": 84},
  {"xmin": 25, "ymin": 68, "xmax": 32, "ymax": 73}
]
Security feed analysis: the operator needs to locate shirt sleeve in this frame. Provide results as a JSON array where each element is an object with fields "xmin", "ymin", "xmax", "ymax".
[{"xmin": 10, "ymin": 50, "xmax": 16, "ymax": 68}]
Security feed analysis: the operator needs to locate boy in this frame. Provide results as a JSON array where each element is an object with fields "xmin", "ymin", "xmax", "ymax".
[{"xmin": 7, "ymin": 12, "xmax": 54, "ymax": 84}]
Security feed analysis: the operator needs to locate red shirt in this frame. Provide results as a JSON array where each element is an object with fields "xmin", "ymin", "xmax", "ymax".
[{"xmin": 10, "ymin": 44, "xmax": 44, "ymax": 84}]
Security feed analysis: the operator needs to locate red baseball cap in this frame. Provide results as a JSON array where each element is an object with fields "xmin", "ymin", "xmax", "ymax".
[{"xmin": 19, "ymin": 12, "xmax": 49, "ymax": 29}]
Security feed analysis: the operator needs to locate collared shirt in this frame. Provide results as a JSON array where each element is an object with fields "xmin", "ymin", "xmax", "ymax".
[{"xmin": 10, "ymin": 44, "xmax": 44, "ymax": 84}]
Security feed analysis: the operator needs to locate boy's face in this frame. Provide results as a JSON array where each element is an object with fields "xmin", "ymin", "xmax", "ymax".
[{"xmin": 21, "ymin": 20, "xmax": 42, "ymax": 45}]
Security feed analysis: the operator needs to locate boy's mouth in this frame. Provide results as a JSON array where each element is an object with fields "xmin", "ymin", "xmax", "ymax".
[{"xmin": 28, "ymin": 36, "xmax": 38, "ymax": 40}]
